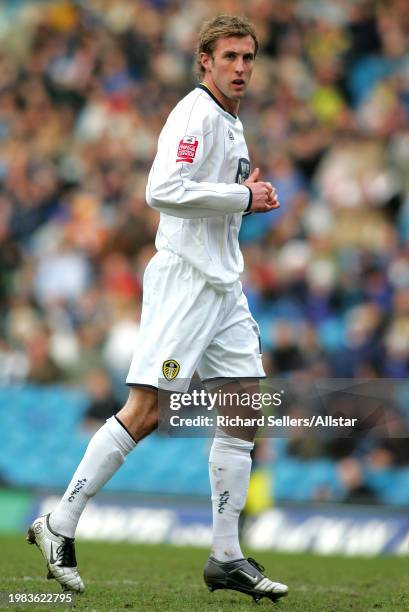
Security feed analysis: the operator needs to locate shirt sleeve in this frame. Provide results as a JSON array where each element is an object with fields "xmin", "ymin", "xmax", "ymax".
[{"xmin": 146, "ymin": 102, "xmax": 251, "ymax": 219}]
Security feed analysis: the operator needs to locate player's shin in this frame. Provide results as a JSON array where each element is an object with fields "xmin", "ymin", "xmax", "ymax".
[
  {"xmin": 49, "ymin": 416, "xmax": 136, "ymax": 538},
  {"xmin": 209, "ymin": 429, "xmax": 253, "ymax": 562}
]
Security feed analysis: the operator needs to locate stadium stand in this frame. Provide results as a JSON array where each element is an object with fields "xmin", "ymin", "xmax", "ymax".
[
  {"xmin": 0, "ymin": 0, "xmax": 408, "ymax": 506},
  {"xmin": 1, "ymin": 386, "xmax": 409, "ymax": 504}
]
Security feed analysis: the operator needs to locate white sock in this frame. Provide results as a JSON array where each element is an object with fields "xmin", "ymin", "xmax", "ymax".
[
  {"xmin": 209, "ymin": 429, "xmax": 254, "ymax": 562},
  {"xmin": 49, "ymin": 416, "xmax": 135, "ymax": 538}
]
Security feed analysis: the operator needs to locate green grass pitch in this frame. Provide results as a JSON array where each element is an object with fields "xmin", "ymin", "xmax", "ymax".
[{"xmin": 0, "ymin": 533, "xmax": 407, "ymax": 611}]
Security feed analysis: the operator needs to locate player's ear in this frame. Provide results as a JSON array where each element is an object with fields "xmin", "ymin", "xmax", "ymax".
[{"xmin": 199, "ymin": 52, "xmax": 212, "ymax": 73}]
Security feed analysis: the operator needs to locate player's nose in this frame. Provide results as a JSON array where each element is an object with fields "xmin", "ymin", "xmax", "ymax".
[{"xmin": 235, "ymin": 57, "xmax": 245, "ymax": 73}]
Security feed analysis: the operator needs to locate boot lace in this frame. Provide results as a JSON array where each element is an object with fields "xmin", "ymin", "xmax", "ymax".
[
  {"xmin": 56, "ymin": 539, "xmax": 77, "ymax": 567},
  {"xmin": 247, "ymin": 557, "xmax": 265, "ymax": 574}
]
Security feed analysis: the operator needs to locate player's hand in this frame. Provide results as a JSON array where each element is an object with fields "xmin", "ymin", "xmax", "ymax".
[{"xmin": 244, "ymin": 168, "xmax": 280, "ymax": 213}]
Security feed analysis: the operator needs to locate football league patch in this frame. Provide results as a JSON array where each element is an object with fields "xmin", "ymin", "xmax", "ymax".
[
  {"xmin": 162, "ymin": 359, "xmax": 180, "ymax": 381},
  {"xmin": 176, "ymin": 135, "xmax": 199, "ymax": 163}
]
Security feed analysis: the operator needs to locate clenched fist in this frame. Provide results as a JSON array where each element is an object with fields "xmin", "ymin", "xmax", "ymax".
[{"xmin": 244, "ymin": 167, "xmax": 280, "ymax": 213}]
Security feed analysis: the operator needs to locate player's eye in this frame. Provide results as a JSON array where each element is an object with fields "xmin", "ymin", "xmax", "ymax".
[
  {"xmin": 243, "ymin": 54, "xmax": 254, "ymax": 62},
  {"xmin": 225, "ymin": 52, "xmax": 236, "ymax": 59}
]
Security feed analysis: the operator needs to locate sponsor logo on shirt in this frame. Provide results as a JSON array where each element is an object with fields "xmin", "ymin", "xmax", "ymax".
[
  {"xmin": 176, "ymin": 135, "xmax": 199, "ymax": 163},
  {"xmin": 228, "ymin": 128, "xmax": 234, "ymax": 141}
]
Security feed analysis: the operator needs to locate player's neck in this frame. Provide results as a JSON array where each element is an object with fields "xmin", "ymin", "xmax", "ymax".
[{"xmin": 200, "ymin": 78, "xmax": 240, "ymax": 116}]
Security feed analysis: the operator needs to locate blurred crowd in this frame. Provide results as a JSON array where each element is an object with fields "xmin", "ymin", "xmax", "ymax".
[{"xmin": 0, "ymin": 0, "xmax": 409, "ymax": 481}]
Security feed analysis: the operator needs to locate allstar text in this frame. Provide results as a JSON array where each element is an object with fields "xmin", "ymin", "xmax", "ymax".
[{"xmin": 169, "ymin": 415, "xmax": 358, "ymax": 428}]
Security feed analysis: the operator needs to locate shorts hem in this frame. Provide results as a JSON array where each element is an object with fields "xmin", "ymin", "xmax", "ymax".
[
  {"xmin": 126, "ymin": 381, "xmax": 190, "ymax": 392},
  {"xmin": 126, "ymin": 382, "xmax": 159, "ymax": 391},
  {"xmin": 200, "ymin": 375, "xmax": 266, "ymax": 383}
]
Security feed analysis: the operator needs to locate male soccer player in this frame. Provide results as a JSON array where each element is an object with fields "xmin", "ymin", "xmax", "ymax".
[{"xmin": 27, "ymin": 15, "xmax": 288, "ymax": 603}]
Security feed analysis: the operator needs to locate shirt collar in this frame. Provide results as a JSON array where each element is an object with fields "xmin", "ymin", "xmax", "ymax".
[{"xmin": 197, "ymin": 83, "xmax": 238, "ymax": 119}]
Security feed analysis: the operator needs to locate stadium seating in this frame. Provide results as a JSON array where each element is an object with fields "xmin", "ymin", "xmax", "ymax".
[
  {"xmin": 0, "ymin": 386, "xmax": 211, "ymax": 496},
  {"xmin": 1, "ymin": 385, "xmax": 408, "ymax": 505}
]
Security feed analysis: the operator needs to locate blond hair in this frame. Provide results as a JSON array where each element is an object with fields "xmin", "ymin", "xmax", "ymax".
[{"xmin": 195, "ymin": 14, "xmax": 258, "ymax": 80}]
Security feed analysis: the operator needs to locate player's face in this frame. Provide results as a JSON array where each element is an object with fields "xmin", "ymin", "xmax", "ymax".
[{"xmin": 200, "ymin": 35, "xmax": 255, "ymax": 114}]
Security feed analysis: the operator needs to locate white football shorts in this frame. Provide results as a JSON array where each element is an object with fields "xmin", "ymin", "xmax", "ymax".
[{"xmin": 126, "ymin": 250, "xmax": 265, "ymax": 392}]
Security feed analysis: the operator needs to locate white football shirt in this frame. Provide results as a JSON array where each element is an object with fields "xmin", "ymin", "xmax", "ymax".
[{"xmin": 146, "ymin": 85, "xmax": 252, "ymax": 292}]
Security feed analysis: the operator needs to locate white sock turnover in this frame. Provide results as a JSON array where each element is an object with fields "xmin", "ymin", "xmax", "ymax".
[
  {"xmin": 49, "ymin": 416, "xmax": 135, "ymax": 538},
  {"xmin": 209, "ymin": 429, "xmax": 254, "ymax": 562}
]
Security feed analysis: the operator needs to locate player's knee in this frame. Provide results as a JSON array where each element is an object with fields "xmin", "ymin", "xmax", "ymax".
[
  {"xmin": 142, "ymin": 410, "xmax": 159, "ymax": 435},
  {"xmin": 138, "ymin": 396, "xmax": 159, "ymax": 431},
  {"xmin": 124, "ymin": 388, "xmax": 157, "ymax": 416},
  {"xmin": 118, "ymin": 387, "xmax": 158, "ymax": 440},
  {"xmin": 137, "ymin": 398, "xmax": 159, "ymax": 434}
]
